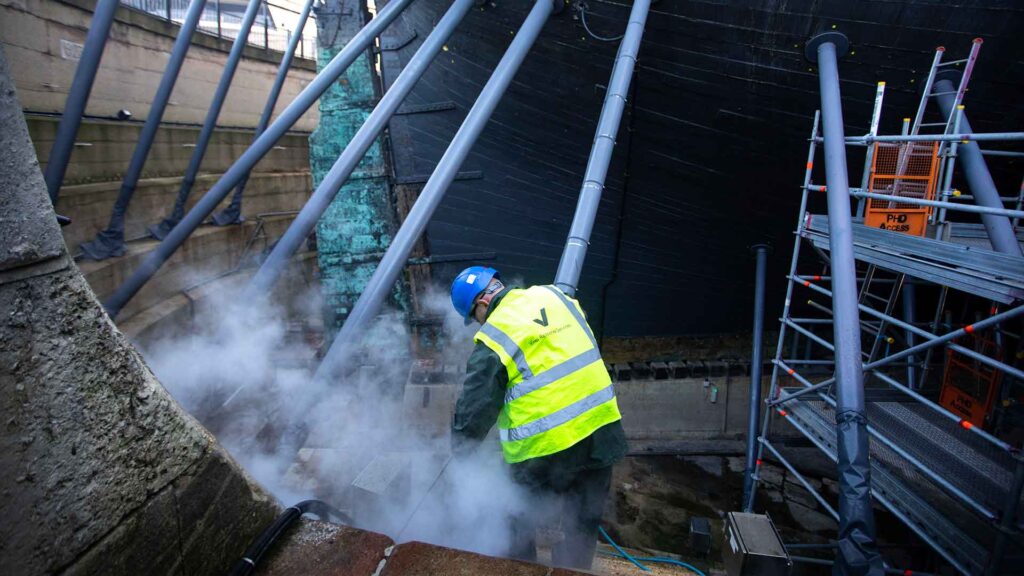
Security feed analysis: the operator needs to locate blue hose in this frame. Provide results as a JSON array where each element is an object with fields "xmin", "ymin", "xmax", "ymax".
[
  {"xmin": 599, "ymin": 526, "xmax": 650, "ymax": 572},
  {"xmin": 634, "ymin": 556, "xmax": 708, "ymax": 576},
  {"xmin": 597, "ymin": 526, "xmax": 708, "ymax": 576}
]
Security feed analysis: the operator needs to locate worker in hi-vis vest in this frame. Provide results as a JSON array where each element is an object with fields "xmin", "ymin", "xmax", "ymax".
[{"xmin": 449, "ymin": 265, "xmax": 628, "ymax": 570}]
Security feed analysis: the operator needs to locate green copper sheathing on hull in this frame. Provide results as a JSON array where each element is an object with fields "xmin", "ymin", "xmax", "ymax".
[{"xmin": 311, "ymin": 0, "xmax": 409, "ymax": 336}]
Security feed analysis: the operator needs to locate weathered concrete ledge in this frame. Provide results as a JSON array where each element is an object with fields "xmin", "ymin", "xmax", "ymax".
[
  {"xmin": 27, "ymin": 117, "xmax": 311, "ymax": 187},
  {"xmin": 76, "ymin": 214, "xmax": 305, "ymax": 321},
  {"xmin": 58, "ymin": 170, "xmax": 312, "ymax": 251},
  {"xmin": 119, "ymin": 251, "xmax": 317, "ymax": 347}
]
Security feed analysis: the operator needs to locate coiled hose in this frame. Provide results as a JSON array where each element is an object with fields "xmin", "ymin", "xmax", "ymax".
[
  {"xmin": 228, "ymin": 499, "xmax": 353, "ymax": 576},
  {"xmin": 599, "ymin": 525, "xmax": 708, "ymax": 576}
]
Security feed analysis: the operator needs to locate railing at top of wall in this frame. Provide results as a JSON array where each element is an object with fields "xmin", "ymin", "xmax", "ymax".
[{"xmin": 120, "ymin": 0, "xmax": 317, "ymax": 59}]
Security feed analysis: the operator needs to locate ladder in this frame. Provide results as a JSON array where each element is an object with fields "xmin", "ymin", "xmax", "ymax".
[
  {"xmin": 859, "ymin": 41, "xmax": 984, "ymax": 382},
  {"xmin": 910, "ymin": 39, "xmax": 982, "ymax": 140}
]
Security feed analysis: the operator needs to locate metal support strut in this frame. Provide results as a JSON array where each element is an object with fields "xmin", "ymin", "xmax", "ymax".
[
  {"xmin": 148, "ymin": 0, "xmax": 264, "ymax": 240},
  {"xmin": 212, "ymin": 0, "xmax": 316, "ymax": 227},
  {"xmin": 806, "ymin": 31, "xmax": 883, "ymax": 575},
  {"xmin": 742, "ymin": 244, "xmax": 770, "ymax": 511},
  {"xmin": 313, "ymin": 0, "xmax": 556, "ymax": 383},
  {"xmin": 44, "ymin": 0, "xmax": 119, "ymax": 204},
  {"xmin": 79, "ymin": 0, "xmax": 209, "ymax": 260},
  {"xmin": 553, "ymin": 0, "xmax": 651, "ymax": 296},
  {"xmin": 102, "ymin": 0, "xmax": 415, "ymax": 318},
  {"xmin": 931, "ymin": 76, "xmax": 1022, "ymax": 257},
  {"xmin": 244, "ymin": 0, "xmax": 478, "ymax": 297}
]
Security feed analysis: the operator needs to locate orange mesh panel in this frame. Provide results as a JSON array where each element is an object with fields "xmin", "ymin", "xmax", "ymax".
[
  {"xmin": 864, "ymin": 142, "xmax": 940, "ymax": 236},
  {"xmin": 939, "ymin": 335, "xmax": 1003, "ymax": 429}
]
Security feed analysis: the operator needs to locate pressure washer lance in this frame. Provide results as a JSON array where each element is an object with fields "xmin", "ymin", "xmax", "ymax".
[{"xmin": 395, "ymin": 455, "xmax": 452, "ymax": 541}]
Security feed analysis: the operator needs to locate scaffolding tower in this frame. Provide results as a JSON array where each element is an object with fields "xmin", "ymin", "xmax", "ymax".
[{"xmin": 748, "ymin": 37, "xmax": 1024, "ymax": 576}]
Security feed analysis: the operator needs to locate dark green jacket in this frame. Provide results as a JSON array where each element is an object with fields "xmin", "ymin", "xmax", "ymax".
[{"xmin": 451, "ymin": 287, "xmax": 629, "ymax": 491}]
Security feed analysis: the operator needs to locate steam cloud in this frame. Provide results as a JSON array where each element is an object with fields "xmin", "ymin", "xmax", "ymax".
[{"xmin": 141, "ymin": 278, "xmax": 548, "ymax": 558}]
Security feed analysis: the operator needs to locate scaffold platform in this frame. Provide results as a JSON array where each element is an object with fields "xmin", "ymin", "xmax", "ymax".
[{"xmin": 803, "ymin": 215, "xmax": 1024, "ymax": 304}]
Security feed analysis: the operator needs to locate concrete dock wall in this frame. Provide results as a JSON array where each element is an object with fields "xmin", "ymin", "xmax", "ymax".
[{"xmin": 0, "ymin": 0, "xmax": 319, "ymax": 129}]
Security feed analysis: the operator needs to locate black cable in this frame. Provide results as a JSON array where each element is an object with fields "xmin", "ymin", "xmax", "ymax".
[
  {"xmin": 576, "ymin": 1, "xmax": 624, "ymax": 42},
  {"xmin": 228, "ymin": 499, "xmax": 353, "ymax": 576}
]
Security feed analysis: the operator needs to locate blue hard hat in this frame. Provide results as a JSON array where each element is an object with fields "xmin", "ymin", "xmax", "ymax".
[{"xmin": 451, "ymin": 266, "xmax": 499, "ymax": 323}]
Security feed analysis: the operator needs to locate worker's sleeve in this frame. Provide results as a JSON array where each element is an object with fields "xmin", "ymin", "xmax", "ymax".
[{"xmin": 451, "ymin": 342, "xmax": 507, "ymax": 455}]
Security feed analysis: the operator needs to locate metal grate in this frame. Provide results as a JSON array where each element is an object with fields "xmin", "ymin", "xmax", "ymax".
[
  {"xmin": 782, "ymin": 394, "xmax": 991, "ymax": 575},
  {"xmin": 868, "ymin": 402, "xmax": 1019, "ymax": 518}
]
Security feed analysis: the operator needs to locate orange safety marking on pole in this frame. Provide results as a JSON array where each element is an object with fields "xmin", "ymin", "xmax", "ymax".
[
  {"xmin": 778, "ymin": 409, "xmax": 788, "ymax": 417},
  {"xmin": 803, "ymin": 281, "xmax": 810, "ymax": 287},
  {"xmin": 787, "ymin": 368, "xmax": 795, "ymax": 375},
  {"xmin": 960, "ymin": 419, "xmax": 974, "ymax": 430},
  {"xmin": 965, "ymin": 324, "xmax": 975, "ymax": 334},
  {"xmin": 813, "ymin": 275, "xmax": 821, "ymax": 281},
  {"xmin": 806, "ymin": 162, "xmax": 813, "ymax": 170},
  {"xmin": 756, "ymin": 459, "xmax": 762, "ymax": 466}
]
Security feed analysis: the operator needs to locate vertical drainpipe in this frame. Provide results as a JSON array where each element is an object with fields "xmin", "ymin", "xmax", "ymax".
[
  {"xmin": 79, "ymin": 0, "xmax": 210, "ymax": 260},
  {"xmin": 932, "ymin": 76, "xmax": 1022, "ymax": 257},
  {"xmin": 742, "ymin": 244, "xmax": 770, "ymax": 511},
  {"xmin": 806, "ymin": 32, "xmax": 883, "ymax": 575},
  {"xmin": 244, "ymin": 0, "xmax": 478, "ymax": 298},
  {"xmin": 212, "ymin": 0, "xmax": 317, "ymax": 226},
  {"xmin": 553, "ymin": 0, "xmax": 651, "ymax": 297},
  {"xmin": 148, "ymin": 0, "xmax": 264, "ymax": 240},
  {"xmin": 313, "ymin": 0, "xmax": 557, "ymax": 383},
  {"xmin": 44, "ymin": 0, "xmax": 119, "ymax": 205},
  {"xmin": 102, "ymin": 0, "xmax": 415, "ymax": 319}
]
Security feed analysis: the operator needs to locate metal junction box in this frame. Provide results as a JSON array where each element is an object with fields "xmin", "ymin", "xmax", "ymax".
[{"xmin": 723, "ymin": 512, "xmax": 791, "ymax": 576}]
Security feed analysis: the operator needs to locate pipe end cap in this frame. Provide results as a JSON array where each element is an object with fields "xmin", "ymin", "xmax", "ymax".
[{"xmin": 805, "ymin": 32, "xmax": 850, "ymax": 63}]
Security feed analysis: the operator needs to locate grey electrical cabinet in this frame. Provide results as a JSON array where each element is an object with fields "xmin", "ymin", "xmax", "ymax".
[{"xmin": 723, "ymin": 512, "xmax": 792, "ymax": 576}]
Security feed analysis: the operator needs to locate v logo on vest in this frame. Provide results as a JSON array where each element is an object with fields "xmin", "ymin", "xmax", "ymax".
[{"xmin": 533, "ymin": 307, "xmax": 549, "ymax": 327}]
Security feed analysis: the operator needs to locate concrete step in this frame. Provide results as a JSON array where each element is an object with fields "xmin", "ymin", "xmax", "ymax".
[{"xmin": 58, "ymin": 170, "xmax": 312, "ymax": 250}]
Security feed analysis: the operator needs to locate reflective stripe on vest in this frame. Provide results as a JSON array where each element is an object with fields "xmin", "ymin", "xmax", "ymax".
[
  {"xmin": 474, "ymin": 285, "xmax": 621, "ymax": 463},
  {"xmin": 500, "ymin": 384, "xmax": 616, "ymax": 442}
]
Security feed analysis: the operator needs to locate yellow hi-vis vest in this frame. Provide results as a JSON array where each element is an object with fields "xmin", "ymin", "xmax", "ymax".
[{"xmin": 474, "ymin": 285, "xmax": 621, "ymax": 463}]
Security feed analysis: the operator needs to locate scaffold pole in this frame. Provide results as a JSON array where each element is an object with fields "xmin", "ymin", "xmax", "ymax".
[{"xmin": 746, "ymin": 110, "xmax": 820, "ymax": 512}]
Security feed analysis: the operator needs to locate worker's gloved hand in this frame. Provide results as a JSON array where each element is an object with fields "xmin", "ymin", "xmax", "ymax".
[{"xmin": 450, "ymin": 431, "xmax": 480, "ymax": 460}]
